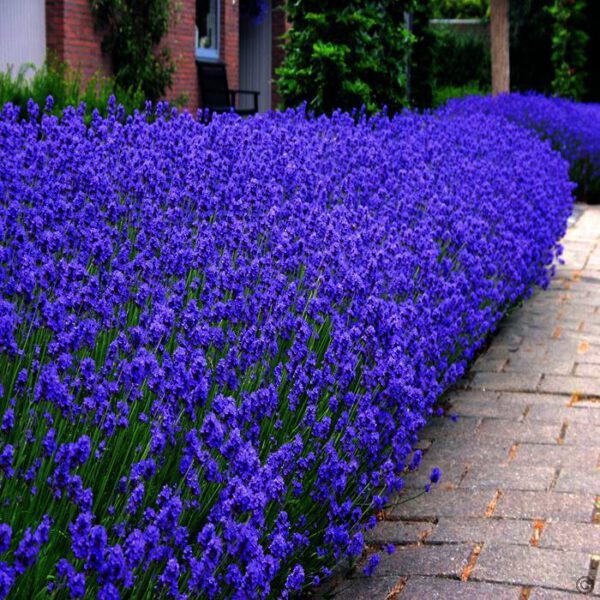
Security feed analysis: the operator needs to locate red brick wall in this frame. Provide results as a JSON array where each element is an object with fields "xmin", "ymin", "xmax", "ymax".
[
  {"xmin": 44, "ymin": 0, "xmax": 252, "ymax": 111},
  {"xmin": 45, "ymin": 0, "xmax": 201, "ymax": 108},
  {"xmin": 64, "ymin": 0, "xmax": 111, "ymax": 79},
  {"xmin": 165, "ymin": 1, "xmax": 199, "ymax": 109},
  {"xmin": 46, "ymin": 0, "xmax": 111, "ymax": 80},
  {"xmin": 46, "ymin": 0, "xmax": 66, "ymax": 61},
  {"xmin": 220, "ymin": 0, "xmax": 239, "ymax": 91}
]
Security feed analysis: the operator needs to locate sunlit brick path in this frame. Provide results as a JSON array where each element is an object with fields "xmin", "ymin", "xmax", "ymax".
[{"xmin": 322, "ymin": 206, "xmax": 600, "ymax": 599}]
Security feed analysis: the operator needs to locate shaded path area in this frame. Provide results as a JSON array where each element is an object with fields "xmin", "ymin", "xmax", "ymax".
[{"xmin": 325, "ymin": 206, "xmax": 600, "ymax": 599}]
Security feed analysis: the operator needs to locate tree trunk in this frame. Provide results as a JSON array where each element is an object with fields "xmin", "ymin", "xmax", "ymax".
[{"xmin": 491, "ymin": 0, "xmax": 510, "ymax": 94}]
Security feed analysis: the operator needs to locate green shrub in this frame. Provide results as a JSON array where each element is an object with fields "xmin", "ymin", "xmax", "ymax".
[
  {"xmin": 431, "ymin": 0, "xmax": 487, "ymax": 18},
  {"xmin": 0, "ymin": 61, "xmax": 145, "ymax": 121},
  {"xmin": 410, "ymin": 0, "xmax": 435, "ymax": 109},
  {"xmin": 277, "ymin": 1, "xmax": 413, "ymax": 116},
  {"xmin": 431, "ymin": 26, "xmax": 490, "ymax": 89},
  {"xmin": 432, "ymin": 82, "xmax": 487, "ymax": 108},
  {"xmin": 89, "ymin": 0, "xmax": 175, "ymax": 102},
  {"xmin": 509, "ymin": 0, "xmax": 554, "ymax": 95},
  {"xmin": 548, "ymin": 0, "xmax": 588, "ymax": 100}
]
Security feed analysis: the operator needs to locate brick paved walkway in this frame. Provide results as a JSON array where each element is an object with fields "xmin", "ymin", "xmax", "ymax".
[{"xmin": 324, "ymin": 206, "xmax": 600, "ymax": 599}]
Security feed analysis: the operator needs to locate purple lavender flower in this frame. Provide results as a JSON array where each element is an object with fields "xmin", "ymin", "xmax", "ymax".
[
  {"xmin": 429, "ymin": 467, "xmax": 442, "ymax": 484},
  {"xmin": 0, "ymin": 94, "xmax": 576, "ymax": 597},
  {"xmin": 0, "ymin": 526, "xmax": 11, "ymax": 554},
  {"xmin": 284, "ymin": 564, "xmax": 305, "ymax": 591},
  {"xmin": 0, "ymin": 562, "xmax": 15, "ymax": 600},
  {"xmin": 363, "ymin": 554, "xmax": 380, "ymax": 576},
  {"xmin": 14, "ymin": 515, "xmax": 51, "ymax": 574}
]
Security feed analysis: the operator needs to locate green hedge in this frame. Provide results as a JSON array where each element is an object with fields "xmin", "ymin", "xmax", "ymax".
[
  {"xmin": 0, "ymin": 61, "xmax": 145, "ymax": 121},
  {"xmin": 431, "ymin": 25, "xmax": 490, "ymax": 89}
]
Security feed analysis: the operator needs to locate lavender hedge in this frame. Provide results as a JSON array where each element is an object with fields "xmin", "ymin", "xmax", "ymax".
[
  {"xmin": 442, "ymin": 93, "xmax": 600, "ymax": 201},
  {"xmin": 0, "ymin": 99, "xmax": 573, "ymax": 598}
]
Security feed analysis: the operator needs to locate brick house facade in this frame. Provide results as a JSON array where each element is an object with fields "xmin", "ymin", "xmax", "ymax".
[{"xmin": 2, "ymin": 0, "xmax": 287, "ymax": 112}]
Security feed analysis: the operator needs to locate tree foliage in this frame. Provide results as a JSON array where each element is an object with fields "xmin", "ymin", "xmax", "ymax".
[
  {"xmin": 277, "ymin": 1, "xmax": 413, "ymax": 115},
  {"xmin": 549, "ymin": 0, "xmax": 588, "ymax": 100},
  {"xmin": 509, "ymin": 0, "xmax": 553, "ymax": 94},
  {"xmin": 90, "ymin": 0, "xmax": 175, "ymax": 101},
  {"xmin": 410, "ymin": 0, "xmax": 434, "ymax": 109},
  {"xmin": 430, "ymin": 0, "xmax": 488, "ymax": 18}
]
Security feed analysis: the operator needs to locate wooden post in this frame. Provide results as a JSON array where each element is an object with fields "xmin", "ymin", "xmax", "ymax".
[{"xmin": 490, "ymin": 0, "xmax": 510, "ymax": 95}]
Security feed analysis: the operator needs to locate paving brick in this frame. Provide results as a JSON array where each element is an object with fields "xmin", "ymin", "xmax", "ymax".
[
  {"xmin": 490, "ymin": 331, "xmax": 524, "ymax": 347},
  {"xmin": 498, "ymin": 392, "xmax": 572, "ymax": 407},
  {"xmin": 572, "ymin": 346, "xmax": 600, "ymax": 364},
  {"xmin": 504, "ymin": 358, "xmax": 575, "ymax": 376},
  {"xmin": 476, "ymin": 419, "xmax": 561, "ymax": 445},
  {"xmin": 472, "ymin": 545, "xmax": 590, "ymax": 590},
  {"xmin": 545, "ymin": 340, "xmax": 592, "ymax": 359},
  {"xmin": 364, "ymin": 521, "xmax": 433, "ymax": 545},
  {"xmin": 561, "ymin": 251, "xmax": 595, "ymax": 271},
  {"xmin": 449, "ymin": 398, "xmax": 527, "ymax": 420},
  {"xmin": 510, "ymin": 444, "xmax": 600, "ymax": 470},
  {"xmin": 563, "ymin": 422, "xmax": 600, "ymax": 446},
  {"xmin": 501, "ymin": 311, "xmax": 558, "ymax": 324},
  {"xmin": 571, "ymin": 398, "xmax": 600, "ymax": 409},
  {"xmin": 539, "ymin": 521, "xmax": 600, "ymax": 553},
  {"xmin": 460, "ymin": 464, "xmax": 556, "ymax": 491},
  {"xmin": 428, "ymin": 517, "xmax": 532, "ymax": 545},
  {"xmin": 566, "ymin": 209, "xmax": 600, "ymax": 242},
  {"xmin": 399, "ymin": 576, "xmax": 521, "ymax": 599},
  {"xmin": 470, "ymin": 372, "xmax": 542, "ymax": 393},
  {"xmin": 528, "ymin": 589, "xmax": 591, "ymax": 599},
  {"xmin": 413, "ymin": 439, "xmax": 432, "ymax": 451},
  {"xmin": 581, "ymin": 322, "xmax": 600, "ymax": 337},
  {"xmin": 494, "ymin": 491, "xmax": 595, "ymax": 522},
  {"xmin": 554, "ymin": 469, "xmax": 600, "ymax": 495},
  {"xmin": 370, "ymin": 543, "xmax": 473, "ymax": 578},
  {"xmin": 554, "ymin": 317, "xmax": 585, "ymax": 331},
  {"xmin": 332, "ymin": 575, "xmax": 401, "ymax": 599},
  {"xmin": 422, "ymin": 439, "xmax": 510, "ymax": 467},
  {"xmin": 515, "ymin": 343, "xmax": 554, "ymax": 357},
  {"xmin": 401, "ymin": 458, "xmax": 468, "ymax": 490},
  {"xmin": 542, "ymin": 292, "xmax": 598, "ymax": 306},
  {"xmin": 526, "ymin": 406, "xmax": 600, "ymax": 426},
  {"xmin": 550, "ymin": 330, "xmax": 600, "ymax": 346},
  {"xmin": 387, "ymin": 489, "xmax": 494, "ymax": 520},
  {"xmin": 539, "ymin": 375, "xmax": 600, "ymax": 396},
  {"xmin": 443, "ymin": 389, "xmax": 500, "ymax": 404},
  {"xmin": 574, "ymin": 362, "xmax": 599, "ymax": 377},
  {"xmin": 472, "ymin": 355, "xmax": 508, "ymax": 373},
  {"xmin": 419, "ymin": 415, "xmax": 483, "ymax": 440},
  {"xmin": 486, "ymin": 344, "xmax": 547, "ymax": 361}
]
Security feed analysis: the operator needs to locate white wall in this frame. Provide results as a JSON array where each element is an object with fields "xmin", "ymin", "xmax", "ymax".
[
  {"xmin": 0, "ymin": 0, "xmax": 46, "ymax": 74},
  {"xmin": 239, "ymin": 1, "xmax": 272, "ymax": 113}
]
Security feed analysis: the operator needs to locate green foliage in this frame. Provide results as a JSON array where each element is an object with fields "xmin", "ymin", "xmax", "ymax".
[
  {"xmin": 583, "ymin": 0, "xmax": 600, "ymax": 102},
  {"xmin": 509, "ymin": 0, "xmax": 554, "ymax": 94},
  {"xmin": 277, "ymin": 1, "xmax": 413, "ymax": 115},
  {"xmin": 409, "ymin": 0, "xmax": 435, "ymax": 109},
  {"xmin": 431, "ymin": 26, "xmax": 490, "ymax": 88},
  {"xmin": 90, "ymin": 0, "xmax": 176, "ymax": 101},
  {"xmin": 432, "ymin": 82, "xmax": 487, "ymax": 108},
  {"xmin": 428, "ymin": 24, "xmax": 489, "ymax": 109},
  {"xmin": 0, "ymin": 60, "xmax": 145, "ymax": 121},
  {"xmin": 548, "ymin": 0, "xmax": 588, "ymax": 100},
  {"xmin": 431, "ymin": 0, "xmax": 488, "ymax": 18}
]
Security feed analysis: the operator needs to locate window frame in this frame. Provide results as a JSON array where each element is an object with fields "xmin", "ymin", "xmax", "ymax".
[{"xmin": 195, "ymin": 0, "xmax": 220, "ymax": 61}]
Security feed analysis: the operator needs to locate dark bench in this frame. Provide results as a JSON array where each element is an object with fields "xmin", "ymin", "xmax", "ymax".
[{"xmin": 198, "ymin": 62, "xmax": 259, "ymax": 117}]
